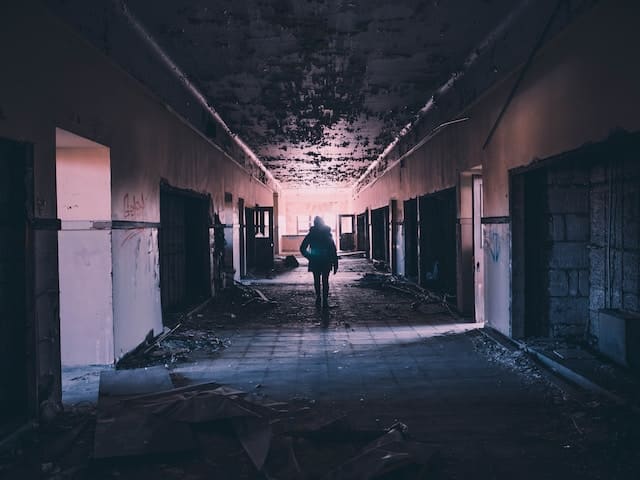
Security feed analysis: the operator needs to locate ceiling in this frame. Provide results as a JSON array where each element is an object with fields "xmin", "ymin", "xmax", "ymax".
[{"xmin": 47, "ymin": 0, "xmax": 523, "ymax": 187}]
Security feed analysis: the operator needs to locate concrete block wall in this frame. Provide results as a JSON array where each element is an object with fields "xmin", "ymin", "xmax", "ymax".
[
  {"xmin": 588, "ymin": 155, "xmax": 640, "ymax": 343},
  {"xmin": 545, "ymin": 166, "xmax": 591, "ymax": 338}
]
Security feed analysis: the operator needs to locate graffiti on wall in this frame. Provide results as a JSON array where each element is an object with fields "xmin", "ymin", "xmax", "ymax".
[{"xmin": 123, "ymin": 193, "xmax": 145, "ymax": 219}]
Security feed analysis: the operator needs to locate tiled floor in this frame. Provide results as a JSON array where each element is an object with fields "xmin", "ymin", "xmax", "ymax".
[{"xmin": 57, "ymin": 257, "xmax": 640, "ymax": 478}]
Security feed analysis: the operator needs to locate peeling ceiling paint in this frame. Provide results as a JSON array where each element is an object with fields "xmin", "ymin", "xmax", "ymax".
[{"xmin": 47, "ymin": 0, "xmax": 521, "ymax": 187}]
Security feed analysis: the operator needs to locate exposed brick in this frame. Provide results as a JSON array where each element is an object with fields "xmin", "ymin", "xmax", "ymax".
[
  {"xmin": 590, "ymin": 189, "xmax": 607, "ymax": 246},
  {"xmin": 548, "ymin": 168, "xmax": 589, "ymax": 186},
  {"xmin": 548, "ymin": 186, "xmax": 589, "ymax": 214},
  {"xmin": 622, "ymin": 252, "xmax": 639, "ymax": 294},
  {"xmin": 549, "ymin": 297, "xmax": 588, "ymax": 325},
  {"xmin": 549, "ymin": 243, "xmax": 588, "ymax": 269},
  {"xmin": 548, "ymin": 269, "xmax": 568, "ymax": 297},
  {"xmin": 551, "ymin": 323, "xmax": 584, "ymax": 339},
  {"xmin": 568, "ymin": 270, "xmax": 579, "ymax": 297},
  {"xmin": 548, "ymin": 215, "xmax": 565, "ymax": 242},
  {"xmin": 565, "ymin": 214, "xmax": 590, "ymax": 242},
  {"xmin": 589, "ymin": 248, "xmax": 605, "ymax": 290},
  {"xmin": 622, "ymin": 189, "xmax": 639, "ymax": 249},
  {"xmin": 623, "ymin": 293, "xmax": 639, "ymax": 312},
  {"xmin": 579, "ymin": 269, "xmax": 590, "ymax": 297},
  {"xmin": 588, "ymin": 310, "xmax": 600, "ymax": 339},
  {"xmin": 590, "ymin": 287, "xmax": 605, "ymax": 311}
]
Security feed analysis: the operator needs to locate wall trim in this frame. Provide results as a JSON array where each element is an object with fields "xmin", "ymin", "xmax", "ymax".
[
  {"xmin": 112, "ymin": 220, "xmax": 160, "ymax": 229},
  {"xmin": 481, "ymin": 216, "xmax": 510, "ymax": 224},
  {"xmin": 30, "ymin": 218, "xmax": 61, "ymax": 230}
]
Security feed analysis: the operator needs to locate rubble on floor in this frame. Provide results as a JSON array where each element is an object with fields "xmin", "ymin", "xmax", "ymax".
[
  {"xmin": 471, "ymin": 331, "xmax": 545, "ymax": 384},
  {"xmin": 355, "ymin": 273, "xmax": 458, "ymax": 318},
  {"xmin": 116, "ymin": 323, "xmax": 229, "ymax": 370},
  {"xmin": 56, "ymin": 366, "xmax": 437, "ymax": 479}
]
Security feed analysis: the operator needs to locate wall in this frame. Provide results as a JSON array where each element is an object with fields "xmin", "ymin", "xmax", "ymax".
[
  {"xmin": 588, "ymin": 148, "xmax": 640, "ymax": 343},
  {"xmin": 279, "ymin": 188, "xmax": 352, "ymax": 248},
  {"xmin": 0, "ymin": 0, "xmax": 276, "ymax": 403},
  {"xmin": 352, "ymin": 0, "xmax": 640, "ymax": 336},
  {"xmin": 56, "ymin": 145, "xmax": 114, "ymax": 366}
]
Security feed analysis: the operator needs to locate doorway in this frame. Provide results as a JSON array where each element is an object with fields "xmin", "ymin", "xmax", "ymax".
[
  {"xmin": 356, "ymin": 211, "xmax": 369, "ymax": 253},
  {"xmin": 159, "ymin": 184, "xmax": 211, "ymax": 317},
  {"xmin": 56, "ymin": 128, "xmax": 114, "ymax": 366},
  {"xmin": 338, "ymin": 214, "xmax": 355, "ymax": 251},
  {"xmin": 472, "ymin": 176, "xmax": 485, "ymax": 323},
  {"xmin": 418, "ymin": 189, "xmax": 457, "ymax": 296},
  {"xmin": 404, "ymin": 198, "xmax": 419, "ymax": 283},
  {"xmin": 371, "ymin": 206, "xmax": 389, "ymax": 262},
  {"xmin": 0, "ymin": 138, "xmax": 32, "ymax": 434},
  {"xmin": 253, "ymin": 207, "xmax": 274, "ymax": 271}
]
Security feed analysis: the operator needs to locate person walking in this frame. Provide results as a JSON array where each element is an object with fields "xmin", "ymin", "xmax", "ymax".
[{"xmin": 300, "ymin": 216, "xmax": 339, "ymax": 309}]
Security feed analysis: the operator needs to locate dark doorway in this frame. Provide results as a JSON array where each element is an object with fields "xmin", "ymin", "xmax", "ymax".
[
  {"xmin": 159, "ymin": 184, "xmax": 211, "ymax": 317},
  {"xmin": 0, "ymin": 138, "xmax": 31, "ymax": 434},
  {"xmin": 418, "ymin": 189, "xmax": 457, "ymax": 296},
  {"xmin": 356, "ymin": 211, "xmax": 369, "ymax": 253},
  {"xmin": 238, "ymin": 198, "xmax": 246, "ymax": 277},
  {"xmin": 244, "ymin": 206, "xmax": 256, "ymax": 271},
  {"xmin": 338, "ymin": 214, "xmax": 355, "ymax": 251},
  {"xmin": 371, "ymin": 206, "xmax": 389, "ymax": 262},
  {"xmin": 253, "ymin": 207, "xmax": 274, "ymax": 271},
  {"xmin": 523, "ymin": 169, "xmax": 549, "ymax": 337},
  {"xmin": 404, "ymin": 198, "xmax": 419, "ymax": 283}
]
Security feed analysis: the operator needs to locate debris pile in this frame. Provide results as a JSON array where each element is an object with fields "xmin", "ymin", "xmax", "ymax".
[
  {"xmin": 355, "ymin": 273, "xmax": 458, "ymax": 318},
  {"xmin": 117, "ymin": 323, "xmax": 229, "ymax": 369},
  {"xmin": 472, "ymin": 333, "xmax": 543, "ymax": 383},
  {"xmin": 92, "ymin": 367, "xmax": 436, "ymax": 479}
]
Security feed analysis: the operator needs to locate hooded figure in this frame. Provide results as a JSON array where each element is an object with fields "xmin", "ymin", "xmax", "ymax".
[{"xmin": 300, "ymin": 216, "xmax": 339, "ymax": 308}]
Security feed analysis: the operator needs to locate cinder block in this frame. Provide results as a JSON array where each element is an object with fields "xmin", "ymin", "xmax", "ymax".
[
  {"xmin": 622, "ymin": 191, "xmax": 639, "ymax": 249},
  {"xmin": 548, "ymin": 186, "xmax": 589, "ymax": 214},
  {"xmin": 565, "ymin": 214, "xmax": 590, "ymax": 242},
  {"xmin": 622, "ymin": 252, "xmax": 639, "ymax": 293},
  {"xmin": 552, "ymin": 323, "xmax": 584, "ymax": 339},
  {"xmin": 624, "ymin": 293, "xmax": 639, "ymax": 312},
  {"xmin": 590, "ymin": 287, "xmax": 606, "ymax": 311},
  {"xmin": 549, "ymin": 297, "xmax": 588, "ymax": 326},
  {"xmin": 579, "ymin": 269, "xmax": 590, "ymax": 297},
  {"xmin": 548, "ymin": 215, "xmax": 565, "ymax": 242},
  {"xmin": 549, "ymin": 243, "xmax": 588, "ymax": 269},
  {"xmin": 590, "ymin": 164, "xmax": 607, "ymax": 184},
  {"xmin": 548, "ymin": 269, "xmax": 568, "ymax": 297},
  {"xmin": 590, "ymin": 190, "xmax": 607, "ymax": 245},
  {"xmin": 589, "ymin": 248, "xmax": 605, "ymax": 289},
  {"xmin": 589, "ymin": 310, "xmax": 600, "ymax": 339},
  {"xmin": 568, "ymin": 270, "xmax": 579, "ymax": 296},
  {"xmin": 548, "ymin": 168, "xmax": 589, "ymax": 186}
]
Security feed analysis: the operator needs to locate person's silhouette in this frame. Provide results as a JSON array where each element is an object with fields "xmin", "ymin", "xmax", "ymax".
[{"xmin": 300, "ymin": 216, "xmax": 339, "ymax": 309}]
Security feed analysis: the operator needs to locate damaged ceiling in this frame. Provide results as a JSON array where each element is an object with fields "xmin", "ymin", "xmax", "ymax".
[{"xmin": 48, "ymin": 0, "xmax": 520, "ymax": 186}]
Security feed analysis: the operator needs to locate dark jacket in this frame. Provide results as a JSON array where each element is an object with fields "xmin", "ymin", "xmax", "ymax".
[{"xmin": 300, "ymin": 225, "xmax": 338, "ymax": 273}]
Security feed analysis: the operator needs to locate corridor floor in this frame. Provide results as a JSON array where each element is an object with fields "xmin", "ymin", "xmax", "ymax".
[
  {"xmin": 10, "ymin": 257, "xmax": 640, "ymax": 479},
  {"xmin": 165, "ymin": 257, "xmax": 638, "ymax": 479}
]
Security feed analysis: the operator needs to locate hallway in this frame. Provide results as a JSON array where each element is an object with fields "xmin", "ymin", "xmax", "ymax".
[
  {"xmin": 2, "ymin": 1, "xmax": 640, "ymax": 478},
  {"xmin": 24, "ymin": 258, "xmax": 635, "ymax": 479}
]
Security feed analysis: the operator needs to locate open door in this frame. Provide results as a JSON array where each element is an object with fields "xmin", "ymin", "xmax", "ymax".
[
  {"xmin": 371, "ymin": 206, "xmax": 389, "ymax": 262},
  {"xmin": 356, "ymin": 211, "xmax": 368, "ymax": 253},
  {"xmin": 253, "ymin": 207, "xmax": 274, "ymax": 270},
  {"xmin": 473, "ymin": 176, "xmax": 484, "ymax": 323},
  {"xmin": 338, "ymin": 214, "xmax": 355, "ymax": 251}
]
